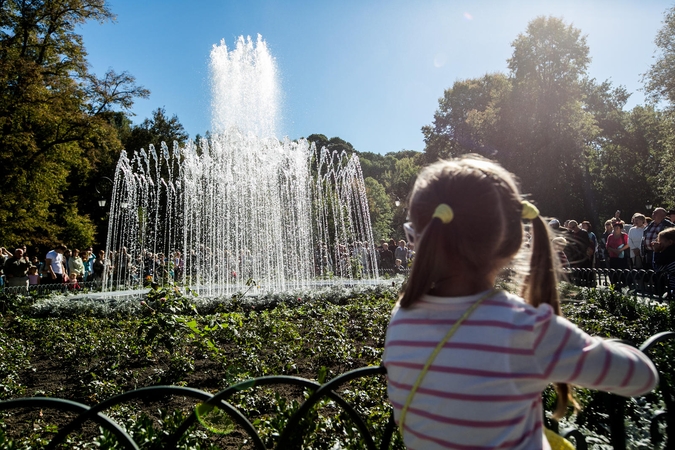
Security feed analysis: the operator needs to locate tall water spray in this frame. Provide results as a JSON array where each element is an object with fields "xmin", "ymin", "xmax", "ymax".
[{"xmin": 106, "ymin": 35, "xmax": 378, "ymax": 295}]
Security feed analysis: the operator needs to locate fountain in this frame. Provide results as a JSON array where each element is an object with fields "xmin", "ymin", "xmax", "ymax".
[{"xmin": 105, "ymin": 35, "xmax": 378, "ymax": 295}]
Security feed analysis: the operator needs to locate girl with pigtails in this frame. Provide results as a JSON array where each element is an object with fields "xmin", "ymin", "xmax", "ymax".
[{"xmin": 383, "ymin": 156, "xmax": 658, "ymax": 450}]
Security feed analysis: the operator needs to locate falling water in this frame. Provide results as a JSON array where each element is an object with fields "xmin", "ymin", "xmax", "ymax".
[{"xmin": 105, "ymin": 36, "xmax": 378, "ymax": 295}]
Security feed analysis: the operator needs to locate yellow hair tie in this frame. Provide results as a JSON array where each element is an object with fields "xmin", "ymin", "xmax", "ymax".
[
  {"xmin": 521, "ymin": 200, "xmax": 539, "ymax": 220},
  {"xmin": 432, "ymin": 203, "xmax": 454, "ymax": 224}
]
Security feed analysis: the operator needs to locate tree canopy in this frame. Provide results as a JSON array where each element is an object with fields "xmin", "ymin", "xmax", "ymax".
[
  {"xmin": 422, "ymin": 15, "xmax": 672, "ymax": 224},
  {"xmin": 0, "ymin": 0, "xmax": 149, "ymax": 247}
]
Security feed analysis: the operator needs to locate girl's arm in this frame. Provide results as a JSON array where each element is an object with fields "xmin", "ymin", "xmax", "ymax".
[{"xmin": 534, "ymin": 310, "xmax": 658, "ymax": 397}]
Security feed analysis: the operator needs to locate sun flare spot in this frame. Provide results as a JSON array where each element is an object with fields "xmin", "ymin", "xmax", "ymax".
[{"xmin": 464, "ymin": 12, "xmax": 473, "ymax": 20}]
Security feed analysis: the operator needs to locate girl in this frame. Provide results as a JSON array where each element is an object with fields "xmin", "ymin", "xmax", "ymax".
[
  {"xmin": 383, "ymin": 156, "xmax": 658, "ymax": 450},
  {"xmin": 27, "ymin": 266, "xmax": 40, "ymax": 286}
]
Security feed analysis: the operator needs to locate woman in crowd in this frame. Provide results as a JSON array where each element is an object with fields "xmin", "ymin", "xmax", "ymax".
[
  {"xmin": 606, "ymin": 221, "xmax": 629, "ymax": 270},
  {"xmin": 68, "ymin": 249, "xmax": 85, "ymax": 281}
]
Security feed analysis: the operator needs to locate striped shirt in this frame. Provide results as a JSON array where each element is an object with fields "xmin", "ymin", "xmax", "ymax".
[{"xmin": 383, "ymin": 290, "xmax": 658, "ymax": 450}]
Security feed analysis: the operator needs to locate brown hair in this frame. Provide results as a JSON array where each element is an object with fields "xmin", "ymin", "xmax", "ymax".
[
  {"xmin": 658, "ymin": 227, "xmax": 675, "ymax": 244},
  {"xmin": 398, "ymin": 155, "xmax": 574, "ymax": 420}
]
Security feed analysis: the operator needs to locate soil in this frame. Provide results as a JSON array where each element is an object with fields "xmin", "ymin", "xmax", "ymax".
[{"xmin": 2, "ymin": 335, "xmax": 385, "ymax": 449}]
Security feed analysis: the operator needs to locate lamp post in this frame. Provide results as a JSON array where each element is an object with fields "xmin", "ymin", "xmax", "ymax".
[
  {"xmin": 95, "ymin": 177, "xmax": 114, "ymax": 208},
  {"xmin": 645, "ymin": 201, "xmax": 652, "ymax": 212}
]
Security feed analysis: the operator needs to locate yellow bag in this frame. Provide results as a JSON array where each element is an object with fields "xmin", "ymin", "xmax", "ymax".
[{"xmin": 544, "ymin": 428, "xmax": 575, "ymax": 450}]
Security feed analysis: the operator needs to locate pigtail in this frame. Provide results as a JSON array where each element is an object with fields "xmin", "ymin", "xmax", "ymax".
[
  {"xmin": 399, "ymin": 218, "xmax": 444, "ymax": 308},
  {"xmin": 522, "ymin": 215, "xmax": 559, "ymax": 312},
  {"xmin": 523, "ymin": 215, "xmax": 579, "ymax": 420}
]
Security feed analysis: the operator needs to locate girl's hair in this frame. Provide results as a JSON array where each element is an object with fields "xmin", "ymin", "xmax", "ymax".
[{"xmin": 399, "ymin": 155, "xmax": 574, "ymax": 420}]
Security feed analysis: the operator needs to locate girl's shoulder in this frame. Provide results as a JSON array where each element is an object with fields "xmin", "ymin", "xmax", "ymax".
[{"xmin": 391, "ymin": 290, "xmax": 553, "ymax": 324}]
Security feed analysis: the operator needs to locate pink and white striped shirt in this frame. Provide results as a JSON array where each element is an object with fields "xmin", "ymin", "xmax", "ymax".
[{"xmin": 383, "ymin": 290, "xmax": 658, "ymax": 450}]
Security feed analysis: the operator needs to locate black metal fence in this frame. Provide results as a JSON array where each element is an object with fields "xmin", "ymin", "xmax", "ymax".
[
  {"xmin": 566, "ymin": 268, "xmax": 673, "ymax": 300},
  {"xmin": 1, "ymin": 332, "xmax": 673, "ymax": 449},
  {"xmin": 0, "ymin": 280, "xmax": 104, "ymax": 296}
]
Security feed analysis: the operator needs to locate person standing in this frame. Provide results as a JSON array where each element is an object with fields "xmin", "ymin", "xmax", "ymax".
[
  {"xmin": 3, "ymin": 248, "xmax": 31, "ymax": 288},
  {"xmin": 383, "ymin": 156, "xmax": 658, "ymax": 450},
  {"xmin": 607, "ymin": 221, "xmax": 630, "ymax": 270},
  {"xmin": 68, "ymin": 249, "xmax": 85, "ymax": 280},
  {"xmin": 44, "ymin": 244, "xmax": 67, "ymax": 283},
  {"xmin": 379, "ymin": 243, "xmax": 395, "ymax": 272},
  {"xmin": 565, "ymin": 220, "xmax": 593, "ymax": 268},
  {"xmin": 628, "ymin": 214, "xmax": 646, "ymax": 269},
  {"xmin": 642, "ymin": 208, "xmax": 675, "ymax": 270},
  {"xmin": 394, "ymin": 240, "xmax": 408, "ymax": 267},
  {"xmin": 580, "ymin": 221, "xmax": 597, "ymax": 267}
]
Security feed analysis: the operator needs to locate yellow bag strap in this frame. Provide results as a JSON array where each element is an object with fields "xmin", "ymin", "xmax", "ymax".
[{"xmin": 398, "ymin": 289, "xmax": 496, "ymax": 438}]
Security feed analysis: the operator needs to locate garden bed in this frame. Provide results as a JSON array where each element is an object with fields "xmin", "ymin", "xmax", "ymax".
[{"xmin": 0, "ymin": 282, "xmax": 673, "ymax": 448}]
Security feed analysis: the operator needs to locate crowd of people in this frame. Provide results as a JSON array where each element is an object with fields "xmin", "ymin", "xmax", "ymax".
[
  {"xmin": 0, "ymin": 244, "xmax": 105, "ymax": 289},
  {"xmin": 313, "ymin": 238, "xmax": 416, "ymax": 278},
  {"xmin": 0, "ymin": 244, "xmax": 183, "ymax": 290},
  {"xmin": 3, "ymin": 207, "xmax": 673, "ymax": 292},
  {"xmin": 547, "ymin": 208, "xmax": 675, "ymax": 294},
  {"xmin": 548, "ymin": 209, "xmax": 675, "ymax": 268}
]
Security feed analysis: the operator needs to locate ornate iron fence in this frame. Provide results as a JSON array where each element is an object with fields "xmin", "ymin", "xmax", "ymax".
[
  {"xmin": 0, "ymin": 280, "xmax": 104, "ymax": 296},
  {"xmin": 1, "ymin": 332, "xmax": 673, "ymax": 449},
  {"xmin": 566, "ymin": 268, "xmax": 673, "ymax": 300}
]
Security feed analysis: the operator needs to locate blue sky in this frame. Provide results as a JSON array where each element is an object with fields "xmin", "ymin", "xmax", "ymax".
[{"xmin": 79, "ymin": 0, "xmax": 670, "ymax": 155}]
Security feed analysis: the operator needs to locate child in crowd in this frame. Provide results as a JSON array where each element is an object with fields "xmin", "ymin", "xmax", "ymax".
[
  {"xmin": 383, "ymin": 156, "xmax": 658, "ymax": 450},
  {"xmin": 27, "ymin": 266, "xmax": 40, "ymax": 286},
  {"xmin": 67, "ymin": 272, "xmax": 80, "ymax": 290}
]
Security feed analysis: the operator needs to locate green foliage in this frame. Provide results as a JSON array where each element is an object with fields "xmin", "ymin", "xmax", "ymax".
[
  {"xmin": 643, "ymin": 4, "xmax": 675, "ymax": 106},
  {"xmin": 364, "ymin": 177, "xmax": 393, "ymax": 241},
  {"xmin": 560, "ymin": 288, "xmax": 674, "ymax": 446},
  {"xmin": 421, "ymin": 13, "xmax": 675, "ymax": 221},
  {"xmin": 0, "ymin": 0, "xmax": 149, "ymax": 246},
  {"xmin": 0, "ymin": 283, "xmax": 672, "ymax": 447},
  {"xmin": 122, "ymin": 107, "xmax": 189, "ymax": 153}
]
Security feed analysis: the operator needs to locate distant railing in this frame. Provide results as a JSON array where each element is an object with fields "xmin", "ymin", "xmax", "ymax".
[
  {"xmin": 566, "ymin": 268, "xmax": 673, "ymax": 300},
  {"xmin": 0, "ymin": 280, "xmax": 104, "ymax": 296},
  {"xmin": 1, "ymin": 332, "xmax": 673, "ymax": 449}
]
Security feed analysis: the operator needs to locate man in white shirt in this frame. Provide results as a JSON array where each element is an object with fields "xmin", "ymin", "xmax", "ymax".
[
  {"xmin": 45, "ymin": 244, "xmax": 67, "ymax": 283},
  {"xmin": 628, "ymin": 214, "xmax": 646, "ymax": 269}
]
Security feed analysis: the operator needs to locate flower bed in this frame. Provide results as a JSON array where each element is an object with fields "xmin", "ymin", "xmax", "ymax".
[{"xmin": 0, "ymin": 283, "xmax": 672, "ymax": 448}]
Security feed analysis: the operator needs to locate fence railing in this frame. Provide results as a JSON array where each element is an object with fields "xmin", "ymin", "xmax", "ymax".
[
  {"xmin": 566, "ymin": 268, "xmax": 673, "ymax": 300},
  {"xmin": 1, "ymin": 332, "xmax": 673, "ymax": 449},
  {"xmin": 0, "ymin": 280, "xmax": 104, "ymax": 296}
]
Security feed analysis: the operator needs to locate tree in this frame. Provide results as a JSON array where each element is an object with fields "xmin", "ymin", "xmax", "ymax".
[
  {"xmin": 643, "ymin": 5, "xmax": 675, "ymax": 105},
  {"xmin": 423, "ymin": 17, "xmax": 599, "ymax": 219},
  {"xmin": 0, "ymin": 0, "xmax": 149, "ymax": 246},
  {"xmin": 642, "ymin": 4, "xmax": 675, "ymax": 209},
  {"xmin": 421, "ymin": 73, "xmax": 510, "ymax": 162},
  {"xmin": 364, "ymin": 177, "xmax": 393, "ymax": 242},
  {"xmin": 123, "ymin": 107, "xmax": 189, "ymax": 153},
  {"xmin": 502, "ymin": 17, "xmax": 598, "ymax": 219}
]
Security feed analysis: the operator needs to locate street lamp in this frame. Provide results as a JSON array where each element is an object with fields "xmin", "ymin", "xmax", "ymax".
[
  {"xmin": 646, "ymin": 201, "xmax": 652, "ymax": 212},
  {"xmin": 95, "ymin": 177, "xmax": 114, "ymax": 208},
  {"xmin": 394, "ymin": 199, "xmax": 401, "ymax": 207}
]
